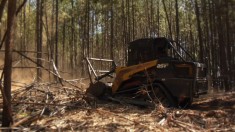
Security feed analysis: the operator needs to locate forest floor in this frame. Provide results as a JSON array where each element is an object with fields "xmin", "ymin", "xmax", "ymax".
[{"xmin": 0, "ymin": 80, "xmax": 235, "ymax": 131}]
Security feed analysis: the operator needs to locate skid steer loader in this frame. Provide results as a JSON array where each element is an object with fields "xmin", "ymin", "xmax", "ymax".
[{"xmin": 85, "ymin": 37, "xmax": 208, "ymax": 107}]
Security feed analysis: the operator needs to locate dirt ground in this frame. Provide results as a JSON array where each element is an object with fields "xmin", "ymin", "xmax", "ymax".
[
  {"xmin": 0, "ymin": 80, "xmax": 235, "ymax": 131},
  {"xmin": 33, "ymin": 92, "xmax": 235, "ymax": 132}
]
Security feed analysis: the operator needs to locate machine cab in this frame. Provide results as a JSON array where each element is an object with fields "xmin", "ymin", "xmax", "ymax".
[
  {"xmin": 127, "ymin": 37, "xmax": 208, "ymax": 98},
  {"xmin": 127, "ymin": 37, "xmax": 172, "ymax": 66}
]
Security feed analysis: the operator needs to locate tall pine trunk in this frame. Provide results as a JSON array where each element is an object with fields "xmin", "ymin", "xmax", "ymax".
[
  {"xmin": 2, "ymin": 0, "xmax": 17, "ymax": 127},
  {"xmin": 36, "ymin": 0, "xmax": 43, "ymax": 81},
  {"xmin": 194, "ymin": 0, "xmax": 204, "ymax": 62}
]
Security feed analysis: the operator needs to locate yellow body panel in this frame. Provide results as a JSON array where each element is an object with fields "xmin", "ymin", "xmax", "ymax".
[{"xmin": 111, "ymin": 60, "xmax": 158, "ymax": 93}]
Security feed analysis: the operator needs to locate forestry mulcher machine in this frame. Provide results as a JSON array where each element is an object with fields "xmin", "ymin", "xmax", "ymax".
[{"xmin": 85, "ymin": 37, "xmax": 208, "ymax": 107}]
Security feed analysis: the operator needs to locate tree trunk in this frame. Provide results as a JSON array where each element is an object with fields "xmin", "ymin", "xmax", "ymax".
[
  {"xmin": 53, "ymin": 0, "xmax": 60, "ymax": 80},
  {"xmin": 162, "ymin": 0, "xmax": 173, "ymax": 39},
  {"xmin": 86, "ymin": 0, "xmax": 90, "ymax": 57},
  {"xmin": 175, "ymin": 0, "xmax": 180, "ymax": 46},
  {"xmin": 216, "ymin": 1, "xmax": 230, "ymax": 91},
  {"xmin": 55, "ymin": 0, "xmax": 59, "ymax": 71},
  {"xmin": 194, "ymin": 0, "xmax": 204, "ymax": 62},
  {"xmin": 157, "ymin": 0, "xmax": 160, "ymax": 36},
  {"xmin": 36, "ymin": 0, "xmax": 43, "ymax": 81},
  {"xmin": 62, "ymin": 18, "xmax": 66, "ymax": 70},
  {"xmin": 127, "ymin": 0, "xmax": 130, "ymax": 42},
  {"xmin": 2, "ymin": 0, "xmax": 17, "ymax": 127},
  {"xmin": 110, "ymin": 0, "xmax": 114, "ymax": 59},
  {"xmin": 132, "ymin": 0, "xmax": 135, "ymax": 40}
]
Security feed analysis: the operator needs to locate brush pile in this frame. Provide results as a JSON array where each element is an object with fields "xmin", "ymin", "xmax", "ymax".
[{"xmin": 0, "ymin": 80, "xmax": 235, "ymax": 131}]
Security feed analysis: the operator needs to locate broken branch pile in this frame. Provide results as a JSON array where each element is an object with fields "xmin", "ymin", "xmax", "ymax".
[{"xmin": 0, "ymin": 80, "xmax": 234, "ymax": 131}]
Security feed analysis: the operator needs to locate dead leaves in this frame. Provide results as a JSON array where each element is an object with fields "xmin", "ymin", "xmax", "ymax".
[{"xmin": 1, "ymin": 81, "xmax": 234, "ymax": 131}]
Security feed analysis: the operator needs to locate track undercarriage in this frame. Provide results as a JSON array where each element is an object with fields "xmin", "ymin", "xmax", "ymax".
[{"xmin": 86, "ymin": 81, "xmax": 185, "ymax": 108}]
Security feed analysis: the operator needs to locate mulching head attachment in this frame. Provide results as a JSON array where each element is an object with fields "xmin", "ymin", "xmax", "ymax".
[{"xmin": 85, "ymin": 82, "xmax": 107, "ymax": 98}]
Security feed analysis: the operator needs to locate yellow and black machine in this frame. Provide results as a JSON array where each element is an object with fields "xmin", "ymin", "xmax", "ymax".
[{"xmin": 85, "ymin": 37, "xmax": 208, "ymax": 107}]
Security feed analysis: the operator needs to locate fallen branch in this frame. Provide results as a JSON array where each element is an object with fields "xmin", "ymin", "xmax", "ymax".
[
  {"xmin": 11, "ymin": 83, "xmax": 35, "ymax": 101},
  {"xmin": 12, "ymin": 113, "xmax": 40, "ymax": 127},
  {"xmin": 51, "ymin": 60, "xmax": 63, "ymax": 86},
  {"xmin": 10, "ymin": 101, "xmax": 74, "ymax": 107},
  {"xmin": 8, "ymin": 101, "xmax": 88, "ymax": 110},
  {"xmin": 96, "ymin": 108, "xmax": 165, "ymax": 131},
  {"xmin": 0, "ymin": 127, "xmax": 21, "ymax": 131},
  {"xmin": 158, "ymin": 118, "xmax": 166, "ymax": 126},
  {"xmin": 14, "ymin": 50, "xmax": 83, "ymax": 91},
  {"xmin": 13, "ymin": 83, "xmax": 35, "ymax": 93},
  {"xmin": 208, "ymin": 127, "xmax": 235, "ymax": 132},
  {"xmin": 172, "ymin": 119, "xmax": 203, "ymax": 132},
  {"xmin": 40, "ymin": 87, "xmax": 50, "ymax": 116}
]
